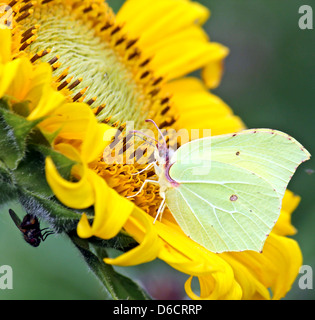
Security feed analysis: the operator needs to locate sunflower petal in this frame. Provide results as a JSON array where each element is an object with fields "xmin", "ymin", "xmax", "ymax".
[
  {"xmin": 202, "ymin": 50, "xmax": 229, "ymax": 89},
  {"xmin": 81, "ymin": 116, "xmax": 116, "ymax": 164},
  {"xmin": 0, "ymin": 59, "xmax": 23, "ymax": 98},
  {"xmin": 28, "ymin": 87, "xmax": 65, "ymax": 120},
  {"xmin": 272, "ymin": 190, "xmax": 301, "ymax": 236},
  {"xmin": 163, "ymin": 77, "xmax": 245, "ymax": 136},
  {"xmin": 104, "ymin": 207, "xmax": 161, "ymax": 266},
  {"xmin": 87, "ymin": 171, "xmax": 134, "ymax": 239},
  {"xmin": 0, "ymin": 27, "xmax": 12, "ymax": 64},
  {"xmin": 40, "ymin": 103, "xmax": 97, "ymax": 140},
  {"xmin": 77, "ymin": 213, "xmax": 94, "ymax": 239},
  {"xmin": 40, "ymin": 103, "xmax": 115, "ymax": 163},
  {"xmin": 117, "ymin": 0, "xmax": 223, "ymax": 81},
  {"xmin": 149, "ymin": 32, "xmax": 228, "ymax": 80},
  {"xmin": 45, "ymin": 156, "xmax": 95, "ymax": 209},
  {"xmin": 222, "ymin": 232, "xmax": 303, "ymax": 300},
  {"xmin": 117, "ymin": 0, "xmax": 210, "ymax": 45},
  {"xmin": 264, "ymin": 234, "xmax": 302, "ymax": 300},
  {"xmin": 152, "ymin": 216, "xmax": 243, "ymax": 299}
]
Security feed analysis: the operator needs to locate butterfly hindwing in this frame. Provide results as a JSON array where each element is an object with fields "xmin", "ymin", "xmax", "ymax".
[{"xmin": 167, "ymin": 161, "xmax": 280, "ymax": 253}]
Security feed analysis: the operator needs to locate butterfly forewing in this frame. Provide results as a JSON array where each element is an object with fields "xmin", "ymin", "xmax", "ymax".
[{"xmin": 208, "ymin": 129, "xmax": 311, "ymax": 199}]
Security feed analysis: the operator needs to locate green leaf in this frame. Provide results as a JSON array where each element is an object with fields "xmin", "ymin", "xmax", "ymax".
[
  {"xmin": 14, "ymin": 148, "xmax": 53, "ymax": 197},
  {"xmin": 18, "ymin": 188, "xmax": 88, "ymax": 232},
  {"xmin": 12, "ymin": 145, "xmax": 83, "ymax": 231},
  {"xmin": 40, "ymin": 127, "xmax": 62, "ymax": 145},
  {"xmin": 94, "ymin": 246, "xmax": 151, "ymax": 300},
  {"xmin": 71, "ymin": 235, "xmax": 151, "ymax": 300},
  {"xmin": 0, "ymin": 161, "xmax": 17, "ymax": 207},
  {"xmin": 0, "ymin": 101, "xmax": 43, "ymax": 169},
  {"xmin": 32, "ymin": 144, "xmax": 77, "ymax": 181},
  {"xmin": 89, "ymin": 231, "xmax": 137, "ymax": 253},
  {"xmin": 14, "ymin": 144, "xmax": 77, "ymax": 198},
  {"xmin": 0, "ymin": 98, "xmax": 10, "ymax": 110},
  {"xmin": 11, "ymin": 101, "xmax": 31, "ymax": 118}
]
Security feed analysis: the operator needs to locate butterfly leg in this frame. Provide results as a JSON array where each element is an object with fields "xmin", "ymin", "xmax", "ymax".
[
  {"xmin": 131, "ymin": 162, "xmax": 156, "ymax": 176},
  {"xmin": 153, "ymin": 197, "xmax": 166, "ymax": 224},
  {"xmin": 126, "ymin": 179, "xmax": 159, "ymax": 198}
]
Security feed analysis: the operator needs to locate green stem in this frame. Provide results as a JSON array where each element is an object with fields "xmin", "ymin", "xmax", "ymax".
[{"xmin": 69, "ymin": 233, "xmax": 151, "ymax": 300}]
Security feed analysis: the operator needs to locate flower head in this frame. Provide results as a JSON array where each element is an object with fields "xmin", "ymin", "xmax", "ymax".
[{"xmin": 0, "ymin": 0, "xmax": 305, "ymax": 300}]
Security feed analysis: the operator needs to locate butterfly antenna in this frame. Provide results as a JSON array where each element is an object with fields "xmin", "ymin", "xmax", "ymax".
[
  {"xmin": 133, "ymin": 133, "xmax": 157, "ymax": 149},
  {"xmin": 145, "ymin": 119, "xmax": 167, "ymax": 149},
  {"xmin": 130, "ymin": 130, "xmax": 158, "ymax": 143}
]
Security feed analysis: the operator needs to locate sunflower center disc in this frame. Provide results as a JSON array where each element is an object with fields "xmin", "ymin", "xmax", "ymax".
[{"xmin": 24, "ymin": 4, "xmax": 147, "ymax": 127}]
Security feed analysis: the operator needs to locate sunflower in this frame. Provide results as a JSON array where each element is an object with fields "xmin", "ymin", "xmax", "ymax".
[{"xmin": 0, "ymin": 0, "xmax": 304, "ymax": 300}]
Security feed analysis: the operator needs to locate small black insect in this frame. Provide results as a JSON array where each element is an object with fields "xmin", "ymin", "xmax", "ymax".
[{"xmin": 9, "ymin": 209, "xmax": 53, "ymax": 247}]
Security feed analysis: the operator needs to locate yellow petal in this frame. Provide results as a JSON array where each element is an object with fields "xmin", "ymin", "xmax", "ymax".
[
  {"xmin": 24, "ymin": 62, "xmax": 55, "ymax": 109},
  {"xmin": 117, "ymin": 0, "xmax": 210, "ymax": 46},
  {"xmin": 0, "ymin": 27, "xmax": 12, "ymax": 64},
  {"xmin": 40, "ymin": 103, "xmax": 95, "ymax": 140},
  {"xmin": 264, "ymin": 234, "xmax": 302, "ymax": 299},
  {"xmin": 117, "ymin": 0, "xmax": 221, "ymax": 81},
  {"xmin": 185, "ymin": 275, "xmax": 243, "ymax": 300},
  {"xmin": 104, "ymin": 206, "xmax": 161, "ymax": 266},
  {"xmin": 81, "ymin": 117, "xmax": 116, "ymax": 164},
  {"xmin": 53, "ymin": 143, "xmax": 82, "ymax": 163},
  {"xmin": 5, "ymin": 57, "xmax": 33, "ymax": 101},
  {"xmin": 149, "ymin": 33, "xmax": 227, "ymax": 80},
  {"xmin": 40, "ymin": 103, "xmax": 115, "ymax": 163},
  {"xmin": 273, "ymin": 190, "xmax": 301, "ymax": 236},
  {"xmin": 163, "ymin": 77, "xmax": 245, "ymax": 136},
  {"xmin": 223, "ymin": 233, "xmax": 303, "ymax": 300},
  {"xmin": 77, "ymin": 170, "xmax": 133, "ymax": 240},
  {"xmin": 27, "ymin": 87, "xmax": 65, "ymax": 120},
  {"xmin": 202, "ymin": 44, "xmax": 230, "ymax": 89},
  {"xmin": 1, "ymin": 53, "xmax": 62, "ymax": 119},
  {"xmin": 282, "ymin": 189, "xmax": 301, "ymax": 214},
  {"xmin": 45, "ymin": 156, "xmax": 95, "ymax": 209},
  {"xmin": 219, "ymin": 253, "xmax": 271, "ymax": 300},
  {"xmin": 77, "ymin": 213, "xmax": 94, "ymax": 239},
  {"xmin": 0, "ymin": 59, "xmax": 22, "ymax": 97},
  {"xmin": 88, "ymin": 171, "xmax": 134, "ymax": 239},
  {"xmin": 155, "ymin": 216, "xmax": 241, "ymax": 299}
]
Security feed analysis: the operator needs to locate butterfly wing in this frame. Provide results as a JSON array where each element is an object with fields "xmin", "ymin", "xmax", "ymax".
[
  {"xmin": 172, "ymin": 129, "xmax": 311, "ymax": 199},
  {"xmin": 166, "ymin": 161, "xmax": 281, "ymax": 253},
  {"xmin": 166, "ymin": 129, "xmax": 310, "ymax": 253}
]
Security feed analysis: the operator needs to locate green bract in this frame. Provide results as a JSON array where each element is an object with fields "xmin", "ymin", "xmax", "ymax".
[{"xmin": 0, "ymin": 98, "xmax": 146, "ymax": 300}]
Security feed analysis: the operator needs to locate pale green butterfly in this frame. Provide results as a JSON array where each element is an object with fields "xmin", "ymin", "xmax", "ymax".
[{"xmin": 130, "ymin": 120, "xmax": 310, "ymax": 253}]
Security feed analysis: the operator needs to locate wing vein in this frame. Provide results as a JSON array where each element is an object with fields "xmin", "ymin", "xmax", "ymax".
[
  {"xmin": 176, "ymin": 188, "xmax": 224, "ymax": 250},
  {"xmin": 180, "ymin": 186, "xmax": 239, "ymax": 250}
]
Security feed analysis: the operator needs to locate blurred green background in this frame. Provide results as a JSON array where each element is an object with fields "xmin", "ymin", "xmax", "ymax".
[{"xmin": 1, "ymin": 0, "xmax": 314, "ymax": 300}]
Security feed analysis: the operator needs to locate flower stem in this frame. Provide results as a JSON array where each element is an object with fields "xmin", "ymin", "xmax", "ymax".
[{"xmin": 69, "ymin": 233, "xmax": 151, "ymax": 300}]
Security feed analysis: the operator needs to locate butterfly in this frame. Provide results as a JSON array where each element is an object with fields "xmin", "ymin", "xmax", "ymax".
[{"xmin": 129, "ymin": 120, "xmax": 310, "ymax": 253}]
